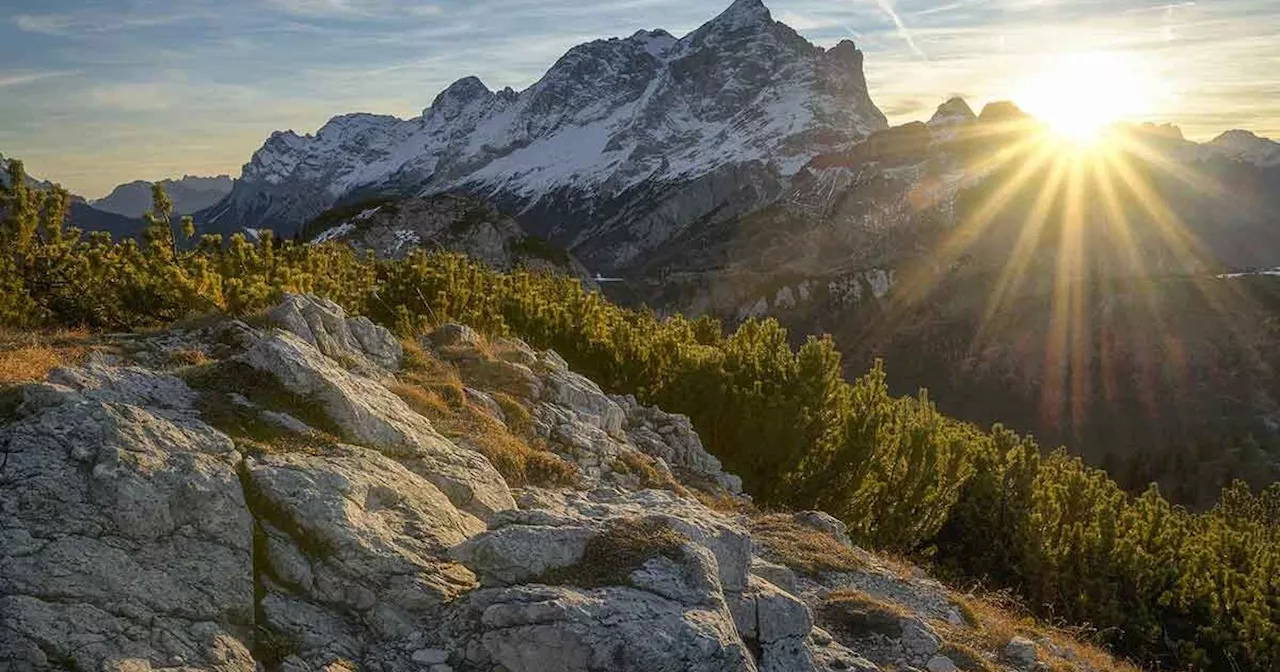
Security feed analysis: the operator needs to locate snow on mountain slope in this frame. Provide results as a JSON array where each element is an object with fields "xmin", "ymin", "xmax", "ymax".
[
  {"xmin": 1200, "ymin": 130, "xmax": 1280, "ymax": 167},
  {"xmin": 201, "ymin": 0, "xmax": 888, "ymax": 270}
]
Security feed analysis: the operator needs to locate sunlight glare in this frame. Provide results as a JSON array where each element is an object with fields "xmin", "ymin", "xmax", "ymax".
[{"xmin": 1014, "ymin": 52, "xmax": 1157, "ymax": 144}]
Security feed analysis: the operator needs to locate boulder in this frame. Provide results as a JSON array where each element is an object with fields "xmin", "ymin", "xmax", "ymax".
[
  {"xmin": 430, "ymin": 323, "xmax": 484, "ymax": 350},
  {"xmin": 1004, "ymin": 637, "xmax": 1039, "ymax": 668},
  {"xmin": 461, "ymin": 580, "xmax": 754, "ymax": 672},
  {"xmin": 268, "ymin": 293, "xmax": 402, "ymax": 371},
  {"xmin": 0, "ymin": 370, "xmax": 254, "ymax": 670},
  {"xmin": 241, "ymin": 330, "xmax": 514, "ymax": 518},
  {"xmin": 243, "ymin": 445, "xmax": 481, "ymax": 666}
]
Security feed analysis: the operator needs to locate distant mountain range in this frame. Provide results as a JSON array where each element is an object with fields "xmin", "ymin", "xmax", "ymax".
[
  {"xmin": 0, "ymin": 154, "xmax": 234, "ymax": 237},
  {"xmin": 92, "ymin": 175, "xmax": 233, "ymax": 217},
  {"xmin": 198, "ymin": 0, "xmax": 888, "ymax": 272}
]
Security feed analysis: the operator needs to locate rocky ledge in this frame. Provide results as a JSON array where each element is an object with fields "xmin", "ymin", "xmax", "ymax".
[{"xmin": 0, "ymin": 295, "xmax": 1111, "ymax": 672}]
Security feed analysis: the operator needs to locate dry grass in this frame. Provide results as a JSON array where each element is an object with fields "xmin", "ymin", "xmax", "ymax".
[
  {"xmin": 539, "ymin": 518, "xmax": 689, "ymax": 588},
  {"xmin": 165, "ymin": 347, "xmax": 210, "ymax": 368},
  {"xmin": 612, "ymin": 450, "xmax": 691, "ymax": 497},
  {"xmin": 937, "ymin": 589, "xmax": 1143, "ymax": 672},
  {"xmin": 0, "ymin": 328, "xmax": 98, "ymax": 385},
  {"xmin": 817, "ymin": 589, "xmax": 912, "ymax": 640},
  {"xmin": 749, "ymin": 513, "xmax": 867, "ymax": 576},
  {"xmin": 393, "ymin": 341, "xmax": 576, "ymax": 488}
]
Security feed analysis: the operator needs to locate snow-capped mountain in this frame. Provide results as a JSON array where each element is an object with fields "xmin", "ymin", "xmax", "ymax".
[
  {"xmin": 93, "ymin": 175, "xmax": 233, "ymax": 218},
  {"xmin": 201, "ymin": 0, "xmax": 887, "ymax": 271}
]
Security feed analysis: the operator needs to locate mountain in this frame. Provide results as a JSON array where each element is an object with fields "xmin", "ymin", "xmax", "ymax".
[
  {"xmin": 0, "ymin": 153, "xmax": 143, "ymax": 238},
  {"xmin": 609, "ymin": 98, "xmax": 1280, "ymax": 504},
  {"xmin": 93, "ymin": 175, "xmax": 233, "ymax": 217},
  {"xmin": 200, "ymin": 0, "xmax": 887, "ymax": 270},
  {"xmin": 302, "ymin": 193, "xmax": 594, "ymax": 281}
]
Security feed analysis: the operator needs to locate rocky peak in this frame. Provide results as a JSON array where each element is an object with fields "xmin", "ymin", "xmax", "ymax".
[
  {"xmin": 1204, "ymin": 129, "xmax": 1280, "ymax": 166},
  {"xmin": 202, "ymin": 0, "xmax": 888, "ymax": 260},
  {"xmin": 977, "ymin": 100, "xmax": 1027, "ymax": 124},
  {"xmin": 928, "ymin": 97, "xmax": 977, "ymax": 126},
  {"xmin": 424, "ymin": 75, "xmax": 496, "ymax": 122},
  {"xmin": 705, "ymin": 0, "xmax": 774, "ymax": 32}
]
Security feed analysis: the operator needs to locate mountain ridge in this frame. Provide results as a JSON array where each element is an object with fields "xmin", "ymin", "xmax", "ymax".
[
  {"xmin": 93, "ymin": 175, "xmax": 234, "ymax": 218},
  {"xmin": 199, "ymin": 0, "xmax": 887, "ymax": 271}
]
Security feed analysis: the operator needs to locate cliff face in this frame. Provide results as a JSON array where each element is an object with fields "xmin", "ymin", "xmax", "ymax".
[{"xmin": 0, "ymin": 295, "xmax": 1116, "ymax": 672}]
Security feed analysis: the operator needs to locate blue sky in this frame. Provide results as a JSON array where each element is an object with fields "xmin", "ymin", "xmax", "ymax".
[{"xmin": 1, "ymin": 0, "xmax": 1277, "ymax": 198}]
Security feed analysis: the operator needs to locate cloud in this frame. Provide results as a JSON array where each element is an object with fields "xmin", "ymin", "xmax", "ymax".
[
  {"xmin": 872, "ymin": 0, "xmax": 928, "ymax": 58},
  {"xmin": 0, "ymin": 71, "xmax": 77, "ymax": 88},
  {"xmin": 14, "ymin": 10, "xmax": 200, "ymax": 35}
]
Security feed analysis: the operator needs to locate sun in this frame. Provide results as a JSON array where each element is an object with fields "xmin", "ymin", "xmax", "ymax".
[{"xmin": 1014, "ymin": 52, "xmax": 1158, "ymax": 144}]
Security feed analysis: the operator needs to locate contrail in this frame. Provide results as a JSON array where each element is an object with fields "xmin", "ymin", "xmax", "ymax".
[{"xmin": 873, "ymin": 0, "xmax": 927, "ymax": 59}]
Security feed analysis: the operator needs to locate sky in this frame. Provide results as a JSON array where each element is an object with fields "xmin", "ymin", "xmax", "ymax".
[{"xmin": 1, "ymin": 0, "xmax": 1277, "ymax": 199}]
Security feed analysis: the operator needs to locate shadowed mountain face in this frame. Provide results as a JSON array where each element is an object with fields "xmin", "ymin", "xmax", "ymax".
[
  {"xmin": 198, "ymin": 0, "xmax": 887, "ymax": 269},
  {"xmin": 0, "ymin": 154, "xmax": 143, "ymax": 239},
  {"xmin": 93, "ymin": 175, "xmax": 233, "ymax": 217}
]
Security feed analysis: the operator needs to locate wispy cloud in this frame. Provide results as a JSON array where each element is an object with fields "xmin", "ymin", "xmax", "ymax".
[
  {"xmin": 872, "ymin": 0, "xmax": 927, "ymax": 58},
  {"xmin": 0, "ymin": 70, "xmax": 77, "ymax": 88},
  {"xmin": 14, "ymin": 10, "xmax": 200, "ymax": 35}
]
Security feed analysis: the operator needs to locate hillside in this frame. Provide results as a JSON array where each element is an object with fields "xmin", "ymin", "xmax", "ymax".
[
  {"xmin": 0, "ymin": 174, "xmax": 1275, "ymax": 670},
  {"xmin": 0, "ymin": 295, "xmax": 1147, "ymax": 672}
]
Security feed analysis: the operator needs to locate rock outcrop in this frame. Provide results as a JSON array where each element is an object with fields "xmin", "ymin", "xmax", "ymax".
[{"xmin": 0, "ymin": 294, "xmax": 1117, "ymax": 672}]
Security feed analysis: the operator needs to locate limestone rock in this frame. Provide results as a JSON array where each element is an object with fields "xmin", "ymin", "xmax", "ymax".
[
  {"xmin": 1004, "ymin": 637, "xmax": 1039, "ymax": 668},
  {"xmin": 614, "ymin": 394, "xmax": 743, "ymax": 494},
  {"xmin": 244, "ymin": 445, "xmax": 481, "ymax": 666},
  {"xmin": 542, "ymin": 366, "xmax": 625, "ymax": 437},
  {"xmin": 241, "ymin": 330, "xmax": 514, "ymax": 518},
  {"xmin": 268, "ymin": 293, "xmax": 402, "ymax": 371},
  {"xmin": 0, "ymin": 369, "xmax": 254, "ymax": 670},
  {"xmin": 927, "ymin": 655, "xmax": 960, "ymax": 672},
  {"xmin": 430, "ymin": 323, "xmax": 484, "ymax": 350},
  {"xmin": 460, "ymin": 580, "xmax": 754, "ymax": 672}
]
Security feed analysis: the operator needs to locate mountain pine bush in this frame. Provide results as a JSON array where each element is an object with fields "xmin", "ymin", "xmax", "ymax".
[{"xmin": 1, "ymin": 174, "xmax": 1276, "ymax": 671}]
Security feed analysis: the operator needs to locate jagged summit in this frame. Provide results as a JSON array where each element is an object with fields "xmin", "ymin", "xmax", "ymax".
[
  {"xmin": 1204, "ymin": 129, "xmax": 1280, "ymax": 166},
  {"xmin": 928, "ymin": 97, "xmax": 977, "ymax": 126},
  {"xmin": 704, "ymin": 0, "xmax": 774, "ymax": 30},
  {"xmin": 202, "ymin": 0, "xmax": 889, "ymax": 270},
  {"xmin": 977, "ymin": 100, "xmax": 1028, "ymax": 124}
]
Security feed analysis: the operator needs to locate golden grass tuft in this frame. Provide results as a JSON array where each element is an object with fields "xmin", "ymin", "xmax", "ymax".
[
  {"xmin": 392, "ymin": 342, "xmax": 577, "ymax": 488},
  {"xmin": 165, "ymin": 347, "xmax": 210, "ymax": 368},
  {"xmin": 0, "ymin": 328, "xmax": 97, "ymax": 385},
  {"xmin": 612, "ymin": 450, "xmax": 691, "ymax": 497},
  {"xmin": 817, "ymin": 589, "xmax": 912, "ymax": 639},
  {"xmin": 936, "ymin": 589, "xmax": 1143, "ymax": 672},
  {"xmin": 749, "ymin": 513, "xmax": 866, "ymax": 576},
  {"xmin": 539, "ymin": 518, "xmax": 689, "ymax": 588}
]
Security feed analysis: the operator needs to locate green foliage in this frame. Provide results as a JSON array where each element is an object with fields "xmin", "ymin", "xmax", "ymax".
[{"xmin": 0, "ymin": 192, "xmax": 1275, "ymax": 671}]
